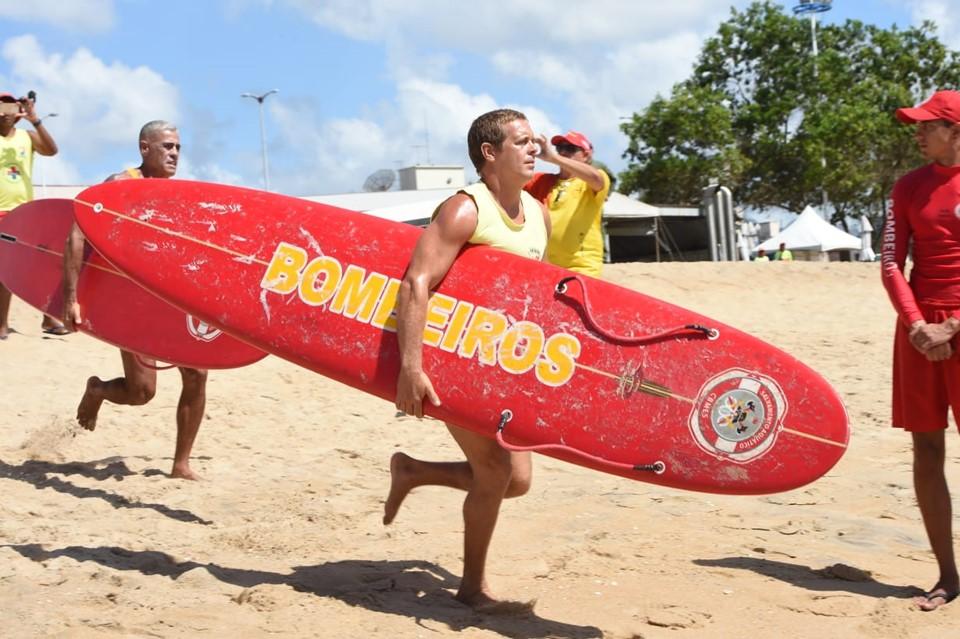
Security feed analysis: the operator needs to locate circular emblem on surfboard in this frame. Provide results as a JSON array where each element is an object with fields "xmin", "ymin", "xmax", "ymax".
[
  {"xmin": 689, "ymin": 369, "xmax": 786, "ymax": 463},
  {"xmin": 186, "ymin": 315, "xmax": 222, "ymax": 342}
]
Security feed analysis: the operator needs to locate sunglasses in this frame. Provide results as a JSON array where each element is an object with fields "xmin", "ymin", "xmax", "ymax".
[
  {"xmin": 917, "ymin": 119, "xmax": 955, "ymax": 132},
  {"xmin": 0, "ymin": 102, "xmax": 20, "ymax": 116},
  {"xmin": 555, "ymin": 143, "xmax": 583, "ymax": 154}
]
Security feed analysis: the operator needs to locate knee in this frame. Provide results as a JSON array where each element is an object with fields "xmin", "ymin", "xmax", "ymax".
[
  {"xmin": 127, "ymin": 381, "xmax": 156, "ymax": 405},
  {"xmin": 180, "ymin": 368, "xmax": 208, "ymax": 388},
  {"xmin": 505, "ymin": 471, "xmax": 532, "ymax": 498},
  {"xmin": 471, "ymin": 453, "xmax": 514, "ymax": 491},
  {"xmin": 912, "ymin": 433, "xmax": 947, "ymax": 476},
  {"xmin": 913, "ymin": 432, "xmax": 946, "ymax": 462}
]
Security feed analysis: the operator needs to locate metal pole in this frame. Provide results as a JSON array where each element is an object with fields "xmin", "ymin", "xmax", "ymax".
[
  {"xmin": 37, "ymin": 112, "xmax": 58, "ymax": 198},
  {"xmin": 703, "ymin": 185, "xmax": 719, "ymax": 262},
  {"xmin": 810, "ymin": 14, "xmax": 819, "ymax": 60},
  {"xmin": 714, "ymin": 189, "xmax": 727, "ymax": 260},
  {"xmin": 793, "ymin": 1, "xmax": 833, "ymax": 212},
  {"xmin": 810, "ymin": 14, "xmax": 829, "ymax": 209},
  {"xmin": 719, "ymin": 186, "xmax": 735, "ymax": 261},
  {"xmin": 654, "ymin": 217, "xmax": 661, "ymax": 263},
  {"xmin": 257, "ymin": 101, "xmax": 269, "ymax": 190},
  {"xmin": 241, "ymin": 89, "xmax": 278, "ymax": 191}
]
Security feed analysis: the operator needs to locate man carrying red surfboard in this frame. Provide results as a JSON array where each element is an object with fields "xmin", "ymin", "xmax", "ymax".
[
  {"xmin": 884, "ymin": 90, "xmax": 960, "ymax": 611},
  {"xmin": 386, "ymin": 108, "xmax": 551, "ymax": 613},
  {"xmin": 62, "ymin": 120, "xmax": 209, "ymax": 481},
  {"xmin": 523, "ymin": 129, "xmax": 610, "ymax": 276},
  {"xmin": 0, "ymin": 90, "xmax": 63, "ymax": 340}
]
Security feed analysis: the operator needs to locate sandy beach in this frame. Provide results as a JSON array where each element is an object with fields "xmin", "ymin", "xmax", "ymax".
[{"xmin": 1, "ymin": 261, "xmax": 957, "ymax": 638}]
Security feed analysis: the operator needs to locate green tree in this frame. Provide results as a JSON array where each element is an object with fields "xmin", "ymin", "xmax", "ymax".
[
  {"xmin": 619, "ymin": 1, "xmax": 960, "ymax": 225},
  {"xmin": 592, "ymin": 159, "xmax": 618, "ymax": 192}
]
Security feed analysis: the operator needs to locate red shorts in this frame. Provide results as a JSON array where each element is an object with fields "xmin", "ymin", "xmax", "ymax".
[{"xmin": 892, "ymin": 304, "xmax": 960, "ymax": 431}]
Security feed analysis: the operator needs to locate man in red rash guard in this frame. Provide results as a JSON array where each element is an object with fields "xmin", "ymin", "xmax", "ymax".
[{"xmin": 883, "ymin": 89, "xmax": 960, "ymax": 612}]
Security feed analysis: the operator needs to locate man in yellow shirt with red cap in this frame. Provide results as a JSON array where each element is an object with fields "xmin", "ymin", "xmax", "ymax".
[{"xmin": 524, "ymin": 130, "xmax": 610, "ymax": 276}]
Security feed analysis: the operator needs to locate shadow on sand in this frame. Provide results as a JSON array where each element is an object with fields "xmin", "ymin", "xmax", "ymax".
[
  {"xmin": 6, "ymin": 543, "xmax": 601, "ymax": 638},
  {"xmin": 0, "ymin": 458, "xmax": 212, "ymax": 525},
  {"xmin": 694, "ymin": 556, "xmax": 923, "ymax": 599}
]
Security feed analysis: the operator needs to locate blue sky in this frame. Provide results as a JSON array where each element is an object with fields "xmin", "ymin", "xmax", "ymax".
[{"xmin": 0, "ymin": 0, "xmax": 954, "ymax": 196}]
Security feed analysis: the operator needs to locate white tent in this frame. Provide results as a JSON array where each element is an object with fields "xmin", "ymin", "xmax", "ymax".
[
  {"xmin": 753, "ymin": 206, "xmax": 862, "ymax": 256},
  {"xmin": 602, "ymin": 192, "xmax": 661, "ymax": 219}
]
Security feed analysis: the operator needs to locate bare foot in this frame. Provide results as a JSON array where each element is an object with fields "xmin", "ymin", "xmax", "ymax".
[
  {"xmin": 383, "ymin": 452, "xmax": 415, "ymax": 524},
  {"xmin": 171, "ymin": 464, "xmax": 201, "ymax": 480},
  {"xmin": 915, "ymin": 585, "xmax": 959, "ymax": 611},
  {"xmin": 0, "ymin": 325, "xmax": 9, "ymax": 340},
  {"xmin": 456, "ymin": 590, "xmax": 537, "ymax": 615},
  {"xmin": 76, "ymin": 377, "xmax": 105, "ymax": 431}
]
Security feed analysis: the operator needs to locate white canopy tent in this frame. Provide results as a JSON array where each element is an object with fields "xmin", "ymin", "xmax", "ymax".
[{"xmin": 753, "ymin": 206, "xmax": 862, "ymax": 260}]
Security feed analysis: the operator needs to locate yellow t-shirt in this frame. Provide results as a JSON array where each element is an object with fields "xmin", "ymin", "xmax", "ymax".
[
  {"xmin": 457, "ymin": 182, "xmax": 547, "ymax": 261},
  {"xmin": 775, "ymin": 249, "xmax": 794, "ymax": 261},
  {"xmin": 544, "ymin": 170, "xmax": 610, "ymax": 276},
  {"xmin": 0, "ymin": 129, "xmax": 34, "ymax": 210}
]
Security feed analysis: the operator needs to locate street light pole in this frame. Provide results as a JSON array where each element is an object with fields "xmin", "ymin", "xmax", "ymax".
[
  {"xmin": 36, "ymin": 112, "xmax": 58, "ymax": 197},
  {"xmin": 241, "ymin": 89, "xmax": 278, "ymax": 190},
  {"xmin": 792, "ymin": 1, "xmax": 833, "ymax": 213}
]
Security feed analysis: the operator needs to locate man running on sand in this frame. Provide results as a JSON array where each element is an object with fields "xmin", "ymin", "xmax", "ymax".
[
  {"xmin": 63, "ymin": 120, "xmax": 208, "ymax": 480},
  {"xmin": 386, "ymin": 108, "xmax": 550, "ymax": 613}
]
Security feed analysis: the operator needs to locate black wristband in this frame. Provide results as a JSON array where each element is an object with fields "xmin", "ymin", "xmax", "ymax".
[{"xmin": 30, "ymin": 119, "xmax": 41, "ymax": 127}]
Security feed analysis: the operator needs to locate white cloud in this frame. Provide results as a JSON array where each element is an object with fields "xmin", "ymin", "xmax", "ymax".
[
  {"xmin": 279, "ymin": 1, "xmax": 739, "ymax": 50},
  {"xmin": 0, "ymin": 35, "xmax": 179, "ymax": 182},
  {"xmin": 176, "ymin": 157, "xmax": 244, "ymax": 185},
  {"xmin": 264, "ymin": 75, "xmax": 561, "ymax": 195},
  {"xmin": 272, "ymin": 0, "xmax": 745, "ymax": 182},
  {"xmin": 0, "ymin": 0, "xmax": 115, "ymax": 33},
  {"xmin": 32, "ymin": 154, "xmax": 83, "ymax": 189},
  {"xmin": 907, "ymin": 1, "xmax": 960, "ymax": 50}
]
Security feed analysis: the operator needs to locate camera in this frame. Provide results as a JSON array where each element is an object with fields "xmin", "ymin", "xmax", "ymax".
[{"xmin": 0, "ymin": 89, "xmax": 34, "ymax": 116}]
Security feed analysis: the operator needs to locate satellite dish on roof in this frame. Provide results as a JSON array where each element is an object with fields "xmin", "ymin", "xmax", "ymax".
[{"xmin": 363, "ymin": 169, "xmax": 396, "ymax": 192}]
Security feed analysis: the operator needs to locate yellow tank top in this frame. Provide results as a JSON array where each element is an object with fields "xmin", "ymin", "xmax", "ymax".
[
  {"xmin": 460, "ymin": 182, "xmax": 547, "ymax": 261},
  {"xmin": 545, "ymin": 170, "xmax": 610, "ymax": 276},
  {"xmin": 0, "ymin": 129, "xmax": 34, "ymax": 210}
]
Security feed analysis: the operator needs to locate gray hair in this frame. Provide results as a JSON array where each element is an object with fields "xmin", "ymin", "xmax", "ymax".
[{"xmin": 138, "ymin": 120, "xmax": 178, "ymax": 141}]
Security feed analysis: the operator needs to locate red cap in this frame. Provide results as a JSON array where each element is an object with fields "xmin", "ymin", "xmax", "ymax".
[
  {"xmin": 551, "ymin": 130, "xmax": 593, "ymax": 152},
  {"xmin": 0, "ymin": 93, "xmax": 16, "ymax": 102},
  {"xmin": 896, "ymin": 90, "xmax": 960, "ymax": 125}
]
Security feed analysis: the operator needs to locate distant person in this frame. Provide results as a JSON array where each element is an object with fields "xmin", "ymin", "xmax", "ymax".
[
  {"xmin": 385, "ymin": 108, "xmax": 550, "ymax": 613},
  {"xmin": 62, "ymin": 120, "xmax": 208, "ymax": 480},
  {"xmin": 0, "ymin": 90, "xmax": 65, "ymax": 340},
  {"xmin": 755, "ymin": 248, "xmax": 770, "ymax": 262},
  {"xmin": 523, "ymin": 130, "xmax": 610, "ymax": 276},
  {"xmin": 883, "ymin": 89, "xmax": 960, "ymax": 611},
  {"xmin": 774, "ymin": 242, "xmax": 793, "ymax": 261}
]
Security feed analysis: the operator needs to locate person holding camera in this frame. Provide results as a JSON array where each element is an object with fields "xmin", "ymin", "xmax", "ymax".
[
  {"xmin": 523, "ymin": 130, "xmax": 610, "ymax": 277},
  {"xmin": 0, "ymin": 90, "xmax": 61, "ymax": 340}
]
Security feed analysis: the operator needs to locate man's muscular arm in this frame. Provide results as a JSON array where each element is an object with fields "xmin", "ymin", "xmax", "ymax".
[{"xmin": 395, "ymin": 194, "xmax": 477, "ymax": 418}]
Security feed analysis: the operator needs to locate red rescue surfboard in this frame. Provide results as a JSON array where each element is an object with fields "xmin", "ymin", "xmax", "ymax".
[
  {"xmin": 0, "ymin": 198, "xmax": 266, "ymax": 369},
  {"xmin": 73, "ymin": 180, "xmax": 849, "ymax": 494}
]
